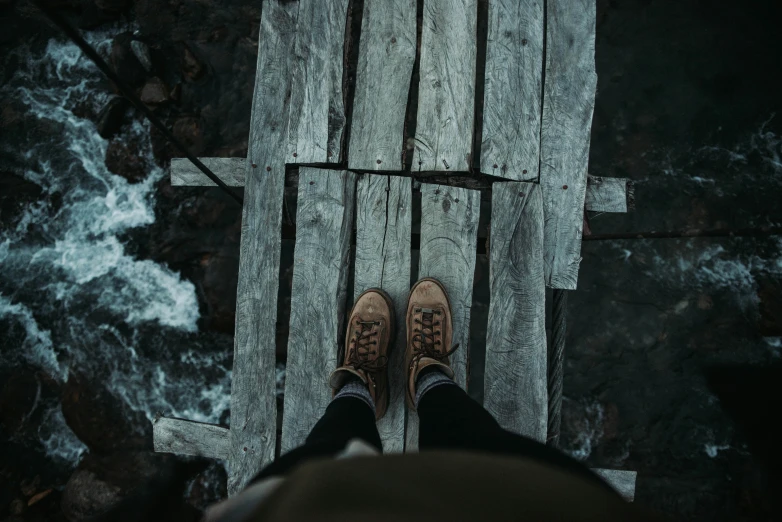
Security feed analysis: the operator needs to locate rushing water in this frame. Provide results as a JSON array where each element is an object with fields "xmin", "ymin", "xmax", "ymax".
[{"xmin": 0, "ymin": 33, "xmax": 232, "ymax": 465}]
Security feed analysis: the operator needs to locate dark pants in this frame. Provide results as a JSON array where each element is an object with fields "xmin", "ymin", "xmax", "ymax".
[{"xmin": 253, "ymin": 384, "xmax": 610, "ymax": 490}]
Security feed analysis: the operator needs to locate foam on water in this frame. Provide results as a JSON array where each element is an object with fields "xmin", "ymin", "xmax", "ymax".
[
  {"xmin": 614, "ymin": 119, "xmax": 782, "ymax": 309},
  {"xmin": 1, "ymin": 33, "xmax": 231, "ymax": 464},
  {"xmin": 561, "ymin": 398, "xmax": 605, "ymax": 461}
]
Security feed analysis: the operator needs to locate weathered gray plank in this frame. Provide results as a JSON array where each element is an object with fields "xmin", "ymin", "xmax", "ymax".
[
  {"xmin": 539, "ymin": 0, "xmax": 598, "ymax": 289},
  {"xmin": 168, "ymin": 160, "xmax": 627, "ymax": 216},
  {"xmin": 281, "ymin": 168, "xmax": 356, "ymax": 453},
  {"xmin": 480, "ymin": 0, "xmax": 543, "ymax": 181},
  {"xmin": 287, "ymin": 0, "xmax": 349, "ymax": 164},
  {"xmin": 228, "ymin": 0, "xmax": 297, "ymax": 495},
  {"xmin": 153, "ymin": 417, "xmax": 229, "ymax": 460},
  {"xmin": 349, "ymin": 0, "xmax": 417, "ymax": 171},
  {"xmin": 354, "ymin": 175, "xmax": 412, "ymax": 453},
  {"xmin": 413, "ymin": 0, "xmax": 477, "ymax": 173},
  {"xmin": 593, "ymin": 468, "xmax": 637, "ymax": 502},
  {"xmin": 170, "ymin": 157, "xmax": 246, "ymax": 186},
  {"xmin": 484, "ymin": 181, "xmax": 547, "ymax": 441},
  {"xmin": 585, "ymin": 175, "xmax": 629, "ymax": 213},
  {"xmin": 406, "ymin": 183, "xmax": 480, "ymax": 452}
]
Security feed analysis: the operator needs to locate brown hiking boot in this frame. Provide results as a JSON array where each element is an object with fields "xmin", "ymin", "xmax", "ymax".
[
  {"xmin": 405, "ymin": 278, "xmax": 458, "ymax": 410},
  {"xmin": 329, "ymin": 288, "xmax": 394, "ymax": 420}
]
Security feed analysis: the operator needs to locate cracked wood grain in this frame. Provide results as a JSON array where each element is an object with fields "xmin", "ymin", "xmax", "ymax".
[
  {"xmin": 480, "ymin": 0, "xmax": 543, "ymax": 181},
  {"xmin": 288, "ymin": 0, "xmax": 349, "ymax": 164},
  {"xmin": 484, "ymin": 181, "xmax": 547, "ymax": 441},
  {"xmin": 354, "ymin": 174, "xmax": 411, "ymax": 453},
  {"xmin": 406, "ymin": 183, "xmax": 480, "ymax": 451},
  {"xmin": 153, "ymin": 417, "xmax": 229, "ymax": 460},
  {"xmin": 539, "ymin": 0, "xmax": 598, "ymax": 289},
  {"xmin": 281, "ymin": 168, "xmax": 357, "ymax": 454},
  {"xmin": 413, "ymin": 0, "xmax": 477, "ymax": 173},
  {"xmin": 349, "ymin": 0, "xmax": 417, "ymax": 170},
  {"xmin": 228, "ymin": 0, "xmax": 297, "ymax": 495}
]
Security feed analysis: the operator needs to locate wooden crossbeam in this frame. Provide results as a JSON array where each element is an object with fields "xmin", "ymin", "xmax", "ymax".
[
  {"xmin": 151, "ymin": 416, "xmax": 637, "ymax": 501},
  {"xmin": 348, "ymin": 0, "xmax": 417, "ymax": 171},
  {"xmin": 594, "ymin": 468, "xmax": 637, "ymax": 502},
  {"xmin": 169, "ymin": 158, "xmax": 629, "ymax": 214},
  {"xmin": 353, "ymin": 175, "xmax": 412, "ymax": 453},
  {"xmin": 481, "ymin": 0, "xmax": 542, "ymax": 181},
  {"xmin": 153, "ymin": 417, "xmax": 229, "ymax": 460},
  {"xmin": 406, "ymin": 183, "xmax": 480, "ymax": 451},
  {"xmin": 585, "ymin": 175, "xmax": 631, "ymax": 213},
  {"xmin": 280, "ymin": 168, "xmax": 357, "ymax": 453},
  {"xmin": 170, "ymin": 157, "xmax": 245, "ymax": 186},
  {"xmin": 413, "ymin": 0, "xmax": 477, "ymax": 172},
  {"xmin": 484, "ymin": 181, "xmax": 548, "ymax": 441}
]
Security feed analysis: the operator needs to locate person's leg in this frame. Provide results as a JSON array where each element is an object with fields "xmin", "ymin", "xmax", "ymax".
[
  {"xmin": 252, "ymin": 288, "xmax": 395, "ymax": 483},
  {"xmin": 415, "ymin": 368, "xmax": 610, "ymax": 489},
  {"xmin": 252, "ymin": 380, "xmax": 381, "ymax": 481},
  {"xmin": 404, "ymin": 278, "xmax": 610, "ymax": 491}
]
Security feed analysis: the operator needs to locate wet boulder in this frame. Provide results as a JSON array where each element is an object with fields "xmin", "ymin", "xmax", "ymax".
[
  {"xmin": 95, "ymin": 97, "xmax": 129, "ymax": 139},
  {"xmin": 110, "ymin": 32, "xmax": 148, "ymax": 88}
]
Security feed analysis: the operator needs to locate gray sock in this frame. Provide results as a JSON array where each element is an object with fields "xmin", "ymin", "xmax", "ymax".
[
  {"xmin": 334, "ymin": 378, "xmax": 376, "ymax": 413},
  {"xmin": 415, "ymin": 367, "xmax": 457, "ymax": 408}
]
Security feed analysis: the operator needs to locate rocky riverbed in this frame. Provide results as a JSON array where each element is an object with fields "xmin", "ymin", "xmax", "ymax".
[{"xmin": 1, "ymin": 0, "xmax": 781, "ymax": 520}]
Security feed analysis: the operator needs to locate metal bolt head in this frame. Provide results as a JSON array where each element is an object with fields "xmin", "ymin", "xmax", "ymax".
[
  {"xmin": 251, "ymin": 163, "xmax": 257, "ymax": 168},
  {"xmin": 376, "ymin": 159, "xmax": 382, "ymax": 164},
  {"xmin": 493, "ymin": 163, "xmax": 498, "ymax": 168},
  {"xmin": 522, "ymin": 169, "xmax": 527, "ymax": 174},
  {"xmin": 522, "ymin": 38, "xmax": 528, "ymax": 45},
  {"xmin": 562, "ymin": 184, "xmax": 568, "ymax": 189},
  {"xmin": 266, "ymin": 166, "xmax": 271, "ymax": 172},
  {"xmin": 293, "ymin": 152, "xmax": 297, "ymax": 157}
]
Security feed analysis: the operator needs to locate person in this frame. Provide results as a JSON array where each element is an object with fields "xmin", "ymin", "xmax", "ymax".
[{"xmin": 205, "ymin": 278, "xmax": 655, "ymax": 521}]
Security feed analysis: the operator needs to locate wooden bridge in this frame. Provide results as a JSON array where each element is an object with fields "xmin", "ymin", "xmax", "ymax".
[{"xmin": 152, "ymin": 0, "xmax": 637, "ymax": 501}]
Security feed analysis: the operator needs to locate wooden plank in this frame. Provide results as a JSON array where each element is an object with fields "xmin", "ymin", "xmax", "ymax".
[
  {"xmin": 480, "ymin": 0, "xmax": 543, "ymax": 181},
  {"xmin": 170, "ymin": 157, "xmax": 245, "ymax": 186},
  {"xmin": 168, "ymin": 160, "xmax": 628, "ymax": 216},
  {"xmin": 539, "ymin": 0, "xmax": 598, "ymax": 289},
  {"xmin": 153, "ymin": 417, "xmax": 229, "ymax": 460},
  {"xmin": 593, "ymin": 469, "xmax": 637, "ymax": 502},
  {"xmin": 406, "ymin": 183, "xmax": 480, "ymax": 451},
  {"xmin": 585, "ymin": 175, "xmax": 629, "ymax": 213},
  {"xmin": 349, "ymin": 0, "xmax": 417, "ymax": 171},
  {"xmin": 413, "ymin": 0, "xmax": 477, "ymax": 173},
  {"xmin": 228, "ymin": 0, "xmax": 297, "ymax": 495},
  {"xmin": 287, "ymin": 0, "xmax": 349, "ymax": 164},
  {"xmin": 281, "ymin": 168, "xmax": 356, "ymax": 453},
  {"xmin": 354, "ymin": 175, "xmax": 412, "ymax": 453},
  {"xmin": 484, "ymin": 181, "xmax": 547, "ymax": 441}
]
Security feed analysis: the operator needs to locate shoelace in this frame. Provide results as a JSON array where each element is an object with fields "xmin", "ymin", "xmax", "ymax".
[
  {"xmin": 410, "ymin": 307, "xmax": 459, "ymax": 369},
  {"xmin": 347, "ymin": 318, "xmax": 388, "ymax": 374}
]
